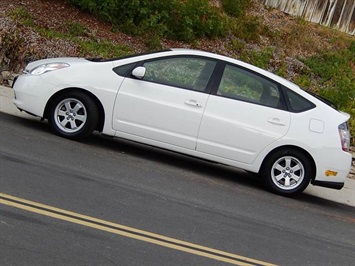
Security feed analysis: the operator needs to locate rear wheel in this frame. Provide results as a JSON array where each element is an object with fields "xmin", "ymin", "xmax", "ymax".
[
  {"xmin": 260, "ymin": 149, "xmax": 313, "ymax": 195},
  {"xmin": 48, "ymin": 92, "xmax": 98, "ymax": 140}
]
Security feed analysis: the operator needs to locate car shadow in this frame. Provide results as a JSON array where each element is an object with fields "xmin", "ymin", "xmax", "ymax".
[
  {"xmin": 91, "ymin": 132, "xmax": 263, "ymax": 189},
  {"xmin": 2, "ymin": 111, "xmax": 353, "ymax": 211},
  {"xmin": 1, "ymin": 112, "xmax": 261, "ymax": 189},
  {"xmin": 88, "ymin": 133, "xmax": 355, "ymax": 212},
  {"xmin": 91, "ymin": 133, "xmax": 355, "ymax": 212}
]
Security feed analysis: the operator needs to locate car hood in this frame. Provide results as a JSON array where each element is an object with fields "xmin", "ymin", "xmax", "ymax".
[{"xmin": 24, "ymin": 57, "xmax": 88, "ymax": 72}]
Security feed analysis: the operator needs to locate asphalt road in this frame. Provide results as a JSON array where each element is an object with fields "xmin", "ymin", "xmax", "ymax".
[{"xmin": 1, "ymin": 111, "xmax": 354, "ymax": 265}]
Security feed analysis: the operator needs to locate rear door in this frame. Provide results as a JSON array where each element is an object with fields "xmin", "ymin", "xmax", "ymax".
[
  {"xmin": 113, "ymin": 56, "xmax": 217, "ymax": 150},
  {"xmin": 197, "ymin": 63, "xmax": 291, "ymax": 164}
]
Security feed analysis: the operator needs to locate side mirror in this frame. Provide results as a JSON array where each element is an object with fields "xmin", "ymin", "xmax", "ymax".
[{"xmin": 132, "ymin": 66, "xmax": 146, "ymax": 79}]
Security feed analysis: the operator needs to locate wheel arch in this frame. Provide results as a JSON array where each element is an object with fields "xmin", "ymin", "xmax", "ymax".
[
  {"xmin": 44, "ymin": 88, "xmax": 105, "ymax": 132},
  {"xmin": 260, "ymin": 145, "xmax": 317, "ymax": 181}
]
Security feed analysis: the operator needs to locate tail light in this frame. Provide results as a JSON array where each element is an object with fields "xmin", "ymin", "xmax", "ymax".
[{"xmin": 338, "ymin": 122, "xmax": 350, "ymax": 152}]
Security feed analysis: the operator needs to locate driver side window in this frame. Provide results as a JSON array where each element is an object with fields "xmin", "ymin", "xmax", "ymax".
[{"xmin": 142, "ymin": 57, "xmax": 216, "ymax": 92}]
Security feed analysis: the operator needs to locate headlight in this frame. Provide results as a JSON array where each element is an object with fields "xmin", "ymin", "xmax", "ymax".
[{"xmin": 30, "ymin": 62, "xmax": 70, "ymax": 75}]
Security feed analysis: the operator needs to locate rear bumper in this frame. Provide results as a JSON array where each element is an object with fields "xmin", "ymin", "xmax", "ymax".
[
  {"xmin": 311, "ymin": 180, "xmax": 344, "ymax": 190},
  {"xmin": 312, "ymin": 146, "xmax": 352, "ymax": 189}
]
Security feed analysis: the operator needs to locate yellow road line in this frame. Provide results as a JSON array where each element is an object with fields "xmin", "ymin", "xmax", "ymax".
[{"xmin": 0, "ymin": 192, "xmax": 276, "ymax": 266}]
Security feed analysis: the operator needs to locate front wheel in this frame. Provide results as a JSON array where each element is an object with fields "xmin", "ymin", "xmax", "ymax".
[
  {"xmin": 260, "ymin": 149, "xmax": 314, "ymax": 195},
  {"xmin": 48, "ymin": 92, "xmax": 99, "ymax": 140}
]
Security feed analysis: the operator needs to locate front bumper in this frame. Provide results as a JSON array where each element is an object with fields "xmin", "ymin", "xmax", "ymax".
[{"xmin": 12, "ymin": 74, "xmax": 52, "ymax": 117}]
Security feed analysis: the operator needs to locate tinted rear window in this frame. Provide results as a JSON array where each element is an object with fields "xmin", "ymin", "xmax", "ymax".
[{"xmin": 283, "ymin": 88, "xmax": 315, "ymax": 112}]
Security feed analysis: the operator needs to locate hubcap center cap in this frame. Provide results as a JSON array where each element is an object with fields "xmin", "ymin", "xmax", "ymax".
[
  {"xmin": 283, "ymin": 168, "xmax": 293, "ymax": 178},
  {"xmin": 66, "ymin": 110, "xmax": 76, "ymax": 120}
]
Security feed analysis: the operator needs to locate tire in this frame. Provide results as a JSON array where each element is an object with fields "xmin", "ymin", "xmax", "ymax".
[
  {"xmin": 260, "ymin": 149, "xmax": 314, "ymax": 196},
  {"xmin": 48, "ymin": 92, "xmax": 99, "ymax": 140}
]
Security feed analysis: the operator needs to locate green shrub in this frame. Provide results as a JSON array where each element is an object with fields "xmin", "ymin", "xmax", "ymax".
[
  {"xmin": 303, "ymin": 42, "xmax": 355, "ymax": 142},
  {"xmin": 294, "ymin": 75, "xmax": 312, "ymax": 89},
  {"xmin": 75, "ymin": 39, "xmax": 132, "ymax": 58},
  {"xmin": 249, "ymin": 47, "xmax": 274, "ymax": 69},
  {"xmin": 65, "ymin": 0, "xmax": 228, "ymax": 42},
  {"xmin": 221, "ymin": 0, "xmax": 251, "ymax": 18},
  {"xmin": 67, "ymin": 22, "xmax": 87, "ymax": 37},
  {"xmin": 7, "ymin": 7, "xmax": 34, "ymax": 26},
  {"xmin": 166, "ymin": 0, "xmax": 228, "ymax": 41}
]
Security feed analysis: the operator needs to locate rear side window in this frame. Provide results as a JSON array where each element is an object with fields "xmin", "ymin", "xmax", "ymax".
[
  {"xmin": 217, "ymin": 64, "xmax": 284, "ymax": 109},
  {"xmin": 283, "ymin": 88, "xmax": 316, "ymax": 112}
]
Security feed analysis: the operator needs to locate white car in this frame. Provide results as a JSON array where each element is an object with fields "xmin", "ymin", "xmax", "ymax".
[{"xmin": 12, "ymin": 49, "xmax": 352, "ymax": 195}]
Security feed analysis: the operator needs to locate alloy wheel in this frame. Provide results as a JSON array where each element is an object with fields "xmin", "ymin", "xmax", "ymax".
[
  {"xmin": 54, "ymin": 98, "xmax": 87, "ymax": 133},
  {"xmin": 270, "ymin": 156, "xmax": 305, "ymax": 190}
]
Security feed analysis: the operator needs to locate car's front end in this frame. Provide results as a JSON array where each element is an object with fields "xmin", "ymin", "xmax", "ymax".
[{"xmin": 13, "ymin": 58, "xmax": 87, "ymax": 117}]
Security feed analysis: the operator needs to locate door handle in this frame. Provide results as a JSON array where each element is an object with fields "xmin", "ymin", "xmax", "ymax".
[
  {"xmin": 185, "ymin": 99, "xmax": 203, "ymax": 108},
  {"xmin": 268, "ymin": 118, "xmax": 285, "ymax": 126}
]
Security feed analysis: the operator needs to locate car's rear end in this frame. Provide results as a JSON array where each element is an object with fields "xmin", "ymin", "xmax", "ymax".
[
  {"xmin": 294, "ymin": 92, "xmax": 352, "ymax": 189},
  {"xmin": 310, "ymin": 114, "xmax": 352, "ymax": 189}
]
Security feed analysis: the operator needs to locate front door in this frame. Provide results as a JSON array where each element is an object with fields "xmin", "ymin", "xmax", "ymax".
[{"xmin": 113, "ymin": 56, "xmax": 216, "ymax": 150}]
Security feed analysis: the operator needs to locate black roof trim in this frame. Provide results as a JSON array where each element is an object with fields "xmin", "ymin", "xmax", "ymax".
[{"xmin": 307, "ymin": 91, "xmax": 338, "ymax": 110}]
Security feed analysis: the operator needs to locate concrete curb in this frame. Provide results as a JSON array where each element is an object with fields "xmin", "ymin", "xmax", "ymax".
[{"xmin": 1, "ymin": 85, "xmax": 354, "ymax": 207}]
